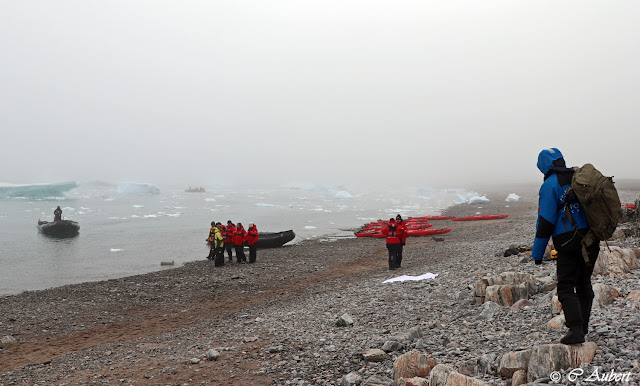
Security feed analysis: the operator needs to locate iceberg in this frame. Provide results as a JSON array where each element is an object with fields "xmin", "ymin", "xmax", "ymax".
[
  {"xmin": 0, "ymin": 181, "xmax": 78, "ymax": 199},
  {"xmin": 505, "ymin": 193, "xmax": 520, "ymax": 202},
  {"xmin": 468, "ymin": 195, "xmax": 490, "ymax": 204},
  {"xmin": 117, "ymin": 182, "xmax": 160, "ymax": 196},
  {"xmin": 334, "ymin": 190, "xmax": 353, "ymax": 199}
]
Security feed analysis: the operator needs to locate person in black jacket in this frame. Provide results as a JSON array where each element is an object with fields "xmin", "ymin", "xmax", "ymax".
[{"xmin": 54, "ymin": 206, "xmax": 62, "ymax": 221}]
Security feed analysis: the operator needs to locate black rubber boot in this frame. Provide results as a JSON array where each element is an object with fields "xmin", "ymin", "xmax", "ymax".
[{"xmin": 560, "ymin": 326, "xmax": 585, "ymax": 345}]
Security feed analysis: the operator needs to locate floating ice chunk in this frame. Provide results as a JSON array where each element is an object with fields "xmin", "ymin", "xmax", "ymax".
[
  {"xmin": 254, "ymin": 203, "xmax": 275, "ymax": 207},
  {"xmin": 334, "ymin": 191, "xmax": 353, "ymax": 199},
  {"xmin": 468, "ymin": 196, "xmax": 489, "ymax": 204},
  {"xmin": 304, "ymin": 226, "xmax": 317, "ymax": 229},
  {"xmin": 117, "ymin": 182, "xmax": 160, "ymax": 195},
  {"xmin": 143, "ymin": 214, "xmax": 157, "ymax": 218},
  {"xmin": 62, "ymin": 207, "xmax": 75, "ymax": 212},
  {"xmin": 132, "ymin": 205, "xmax": 144, "ymax": 208},
  {"xmin": 108, "ymin": 217, "xmax": 120, "ymax": 220},
  {"xmin": 383, "ymin": 273, "xmax": 438, "ymax": 283},
  {"xmin": 0, "ymin": 181, "xmax": 78, "ymax": 198},
  {"xmin": 110, "ymin": 248, "xmax": 123, "ymax": 252},
  {"xmin": 505, "ymin": 193, "xmax": 520, "ymax": 202},
  {"xmin": 204, "ymin": 198, "xmax": 216, "ymax": 202}
]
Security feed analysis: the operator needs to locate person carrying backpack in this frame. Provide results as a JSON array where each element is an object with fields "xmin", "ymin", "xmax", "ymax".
[
  {"xmin": 382, "ymin": 218, "xmax": 405, "ymax": 271},
  {"xmin": 532, "ymin": 148, "xmax": 600, "ymax": 345}
]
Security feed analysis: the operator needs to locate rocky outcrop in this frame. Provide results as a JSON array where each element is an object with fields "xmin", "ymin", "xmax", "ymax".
[
  {"xmin": 444, "ymin": 372, "xmax": 490, "ymax": 385},
  {"xmin": 429, "ymin": 364, "xmax": 454, "ymax": 386},
  {"xmin": 527, "ymin": 343, "xmax": 597, "ymax": 382},
  {"xmin": 392, "ymin": 350, "xmax": 437, "ymax": 382},
  {"xmin": 473, "ymin": 272, "xmax": 539, "ymax": 306},
  {"xmin": 498, "ymin": 349, "xmax": 531, "ymax": 378},
  {"xmin": 627, "ymin": 289, "xmax": 640, "ymax": 302},
  {"xmin": 593, "ymin": 246, "xmax": 640, "ymax": 277},
  {"xmin": 592, "ymin": 283, "xmax": 622, "ymax": 309},
  {"xmin": 397, "ymin": 377, "xmax": 429, "ymax": 386},
  {"xmin": 546, "ymin": 314, "xmax": 565, "ymax": 330},
  {"xmin": 362, "ymin": 349, "xmax": 389, "ymax": 362}
]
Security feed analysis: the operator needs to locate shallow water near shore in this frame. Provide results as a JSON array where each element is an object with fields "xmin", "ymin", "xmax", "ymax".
[{"xmin": 0, "ymin": 183, "xmax": 470, "ymax": 295}]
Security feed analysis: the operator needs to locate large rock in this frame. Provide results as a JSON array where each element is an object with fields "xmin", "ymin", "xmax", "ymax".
[
  {"xmin": 387, "ymin": 326, "xmax": 424, "ymax": 344},
  {"xmin": 527, "ymin": 344, "xmax": 571, "ymax": 383},
  {"xmin": 362, "ymin": 349, "xmax": 389, "ymax": 362},
  {"xmin": 362, "ymin": 375, "xmax": 395, "ymax": 386},
  {"xmin": 593, "ymin": 246, "xmax": 640, "ymax": 277},
  {"xmin": 511, "ymin": 370, "xmax": 527, "ymax": 386},
  {"xmin": 550, "ymin": 289, "xmax": 562, "ymax": 315},
  {"xmin": 0, "ymin": 335, "xmax": 17, "ymax": 348},
  {"xmin": 546, "ymin": 314, "xmax": 565, "ymax": 330},
  {"xmin": 429, "ymin": 364, "xmax": 454, "ymax": 386},
  {"xmin": 341, "ymin": 371, "xmax": 363, "ymax": 386},
  {"xmin": 526, "ymin": 343, "xmax": 597, "ymax": 383},
  {"xmin": 498, "ymin": 349, "xmax": 532, "ymax": 378},
  {"xmin": 392, "ymin": 350, "xmax": 437, "ymax": 382},
  {"xmin": 444, "ymin": 372, "xmax": 490, "ymax": 385},
  {"xmin": 336, "ymin": 313, "xmax": 354, "ymax": 327},
  {"xmin": 397, "ymin": 377, "xmax": 429, "ymax": 386},
  {"xmin": 473, "ymin": 272, "xmax": 539, "ymax": 306},
  {"xmin": 627, "ymin": 290, "xmax": 640, "ymax": 302},
  {"xmin": 592, "ymin": 283, "xmax": 621, "ymax": 309},
  {"xmin": 381, "ymin": 340, "xmax": 403, "ymax": 353}
]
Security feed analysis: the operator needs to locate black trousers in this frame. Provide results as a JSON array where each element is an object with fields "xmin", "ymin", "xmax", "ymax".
[
  {"xmin": 397, "ymin": 244, "xmax": 404, "ymax": 267},
  {"xmin": 214, "ymin": 246, "xmax": 225, "ymax": 266},
  {"xmin": 235, "ymin": 245, "xmax": 246, "ymax": 262},
  {"xmin": 248, "ymin": 245, "xmax": 257, "ymax": 263},
  {"xmin": 554, "ymin": 233, "xmax": 600, "ymax": 331},
  {"xmin": 386, "ymin": 243, "xmax": 401, "ymax": 270},
  {"xmin": 225, "ymin": 243, "xmax": 233, "ymax": 260}
]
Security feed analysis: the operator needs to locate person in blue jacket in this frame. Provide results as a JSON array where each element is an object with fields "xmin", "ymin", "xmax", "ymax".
[{"xmin": 532, "ymin": 148, "xmax": 600, "ymax": 345}]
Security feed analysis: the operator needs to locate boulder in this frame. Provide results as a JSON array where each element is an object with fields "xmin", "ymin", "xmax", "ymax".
[
  {"xmin": 381, "ymin": 340, "xmax": 403, "ymax": 353},
  {"xmin": 428, "ymin": 364, "xmax": 454, "ymax": 386},
  {"xmin": 473, "ymin": 272, "xmax": 538, "ymax": 306},
  {"xmin": 0, "ymin": 335, "xmax": 17, "ymax": 347},
  {"xmin": 527, "ymin": 344, "xmax": 571, "ymax": 383},
  {"xmin": 626, "ymin": 290, "xmax": 640, "ymax": 302},
  {"xmin": 397, "ymin": 377, "xmax": 429, "ymax": 386},
  {"xmin": 568, "ymin": 342, "xmax": 598, "ymax": 366},
  {"xmin": 511, "ymin": 370, "xmax": 527, "ymax": 386},
  {"xmin": 546, "ymin": 314, "xmax": 565, "ymax": 330},
  {"xmin": 550, "ymin": 289, "xmax": 562, "ymax": 315},
  {"xmin": 444, "ymin": 372, "xmax": 490, "ymax": 385},
  {"xmin": 392, "ymin": 350, "xmax": 437, "ymax": 382},
  {"xmin": 478, "ymin": 301, "xmax": 502, "ymax": 319},
  {"xmin": 337, "ymin": 313, "xmax": 354, "ymax": 327},
  {"xmin": 458, "ymin": 358, "xmax": 486, "ymax": 377},
  {"xmin": 592, "ymin": 283, "xmax": 621, "ymax": 309},
  {"xmin": 511, "ymin": 299, "xmax": 534, "ymax": 311},
  {"xmin": 498, "ymin": 349, "xmax": 532, "ymax": 378},
  {"xmin": 362, "ymin": 349, "xmax": 389, "ymax": 362},
  {"xmin": 341, "ymin": 371, "xmax": 363, "ymax": 386},
  {"xmin": 593, "ymin": 246, "xmax": 639, "ymax": 277},
  {"xmin": 362, "ymin": 375, "xmax": 395, "ymax": 386},
  {"xmin": 206, "ymin": 349, "xmax": 220, "ymax": 361}
]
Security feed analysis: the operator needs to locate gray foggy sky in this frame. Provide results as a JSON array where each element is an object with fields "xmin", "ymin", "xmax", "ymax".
[{"xmin": 1, "ymin": 1, "xmax": 638, "ymax": 189}]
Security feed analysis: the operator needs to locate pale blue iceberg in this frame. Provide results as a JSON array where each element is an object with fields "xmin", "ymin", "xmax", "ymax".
[
  {"xmin": 117, "ymin": 182, "xmax": 160, "ymax": 195},
  {"xmin": 0, "ymin": 181, "xmax": 78, "ymax": 198}
]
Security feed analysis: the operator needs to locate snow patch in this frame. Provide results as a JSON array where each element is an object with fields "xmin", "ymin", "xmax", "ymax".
[{"xmin": 383, "ymin": 273, "xmax": 439, "ymax": 283}]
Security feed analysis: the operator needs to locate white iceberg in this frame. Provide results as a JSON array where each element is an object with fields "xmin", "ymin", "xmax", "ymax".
[
  {"xmin": 468, "ymin": 195, "xmax": 490, "ymax": 204},
  {"xmin": 117, "ymin": 182, "xmax": 160, "ymax": 195},
  {"xmin": 0, "ymin": 181, "xmax": 78, "ymax": 199},
  {"xmin": 110, "ymin": 248, "xmax": 123, "ymax": 252},
  {"xmin": 383, "ymin": 273, "xmax": 439, "ymax": 283},
  {"xmin": 334, "ymin": 190, "xmax": 353, "ymax": 199},
  {"xmin": 505, "ymin": 193, "xmax": 520, "ymax": 202}
]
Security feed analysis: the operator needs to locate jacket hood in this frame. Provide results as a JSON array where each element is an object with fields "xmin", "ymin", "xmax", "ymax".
[{"xmin": 537, "ymin": 148, "xmax": 565, "ymax": 176}]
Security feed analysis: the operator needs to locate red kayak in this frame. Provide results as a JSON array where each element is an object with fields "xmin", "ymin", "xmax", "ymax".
[
  {"xmin": 451, "ymin": 215, "xmax": 509, "ymax": 221},
  {"xmin": 408, "ymin": 216, "xmax": 454, "ymax": 221},
  {"xmin": 623, "ymin": 204, "xmax": 637, "ymax": 210},
  {"xmin": 406, "ymin": 228, "xmax": 451, "ymax": 236}
]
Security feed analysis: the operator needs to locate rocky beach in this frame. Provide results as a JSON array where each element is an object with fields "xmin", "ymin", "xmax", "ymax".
[{"xmin": 1, "ymin": 186, "xmax": 639, "ymax": 385}]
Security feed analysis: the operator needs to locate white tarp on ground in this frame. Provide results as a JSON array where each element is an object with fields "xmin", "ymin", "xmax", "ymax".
[{"xmin": 383, "ymin": 272, "xmax": 438, "ymax": 283}]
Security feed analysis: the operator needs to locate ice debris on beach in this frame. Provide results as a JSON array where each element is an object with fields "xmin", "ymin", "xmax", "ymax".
[
  {"xmin": 505, "ymin": 193, "xmax": 520, "ymax": 202},
  {"xmin": 456, "ymin": 192, "xmax": 490, "ymax": 204},
  {"xmin": 383, "ymin": 273, "xmax": 438, "ymax": 283}
]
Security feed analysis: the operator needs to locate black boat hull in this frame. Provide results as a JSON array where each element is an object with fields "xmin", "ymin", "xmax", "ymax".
[
  {"xmin": 255, "ymin": 230, "xmax": 295, "ymax": 248},
  {"xmin": 38, "ymin": 220, "xmax": 80, "ymax": 238}
]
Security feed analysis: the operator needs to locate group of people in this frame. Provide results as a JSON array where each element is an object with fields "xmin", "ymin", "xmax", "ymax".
[
  {"xmin": 381, "ymin": 214, "xmax": 408, "ymax": 270},
  {"xmin": 206, "ymin": 220, "xmax": 259, "ymax": 267}
]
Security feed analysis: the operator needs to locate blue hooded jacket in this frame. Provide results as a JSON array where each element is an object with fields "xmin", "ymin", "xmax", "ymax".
[{"xmin": 531, "ymin": 148, "xmax": 589, "ymax": 261}]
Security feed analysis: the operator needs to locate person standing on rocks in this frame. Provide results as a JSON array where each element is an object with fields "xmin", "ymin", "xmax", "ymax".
[
  {"xmin": 395, "ymin": 214, "xmax": 408, "ymax": 268},
  {"xmin": 532, "ymin": 148, "xmax": 600, "ymax": 345},
  {"xmin": 54, "ymin": 206, "xmax": 62, "ymax": 221},
  {"xmin": 246, "ymin": 222, "xmax": 259, "ymax": 263},
  {"xmin": 233, "ymin": 222, "xmax": 247, "ymax": 263},
  {"xmin": 382, "ymin": 218, "xmax": 405, "ymax": 271},
  {"xmin": 205, "ymin": 221, "xmax": 217, "ymax": 260},
  {"xmin": 224, "ymin": 220, "xmax": 235, "ymax": 262}
]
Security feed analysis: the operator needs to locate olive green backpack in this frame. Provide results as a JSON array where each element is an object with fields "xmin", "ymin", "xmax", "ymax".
[{"xmin": 563, "ymin": 163, "xmax": 622, "ymax": 263}]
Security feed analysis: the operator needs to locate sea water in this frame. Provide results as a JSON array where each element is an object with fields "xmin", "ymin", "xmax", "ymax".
[{"xmin": 0, "ymin": 182, "xmax": 468, "ymax": 295}]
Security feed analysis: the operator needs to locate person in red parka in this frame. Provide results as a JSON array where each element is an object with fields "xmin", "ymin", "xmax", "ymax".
[
  {"xmin": 233, "ymin": 222, "xmax": 247, "ymax": 263},
  {"xmin": 382, "ymin": 218, "xmax": 405, "ymax": 271},
  {"xmin": 224, "ymin": 220, "xmax": 235, "ymax": 262},
  {"xmin": 246, "ymin": 222, "xmax": 259, "ymax": 263},
  {"xmin": 395, "ymin": 214, "xmax": 408, "ymax": 268}
]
